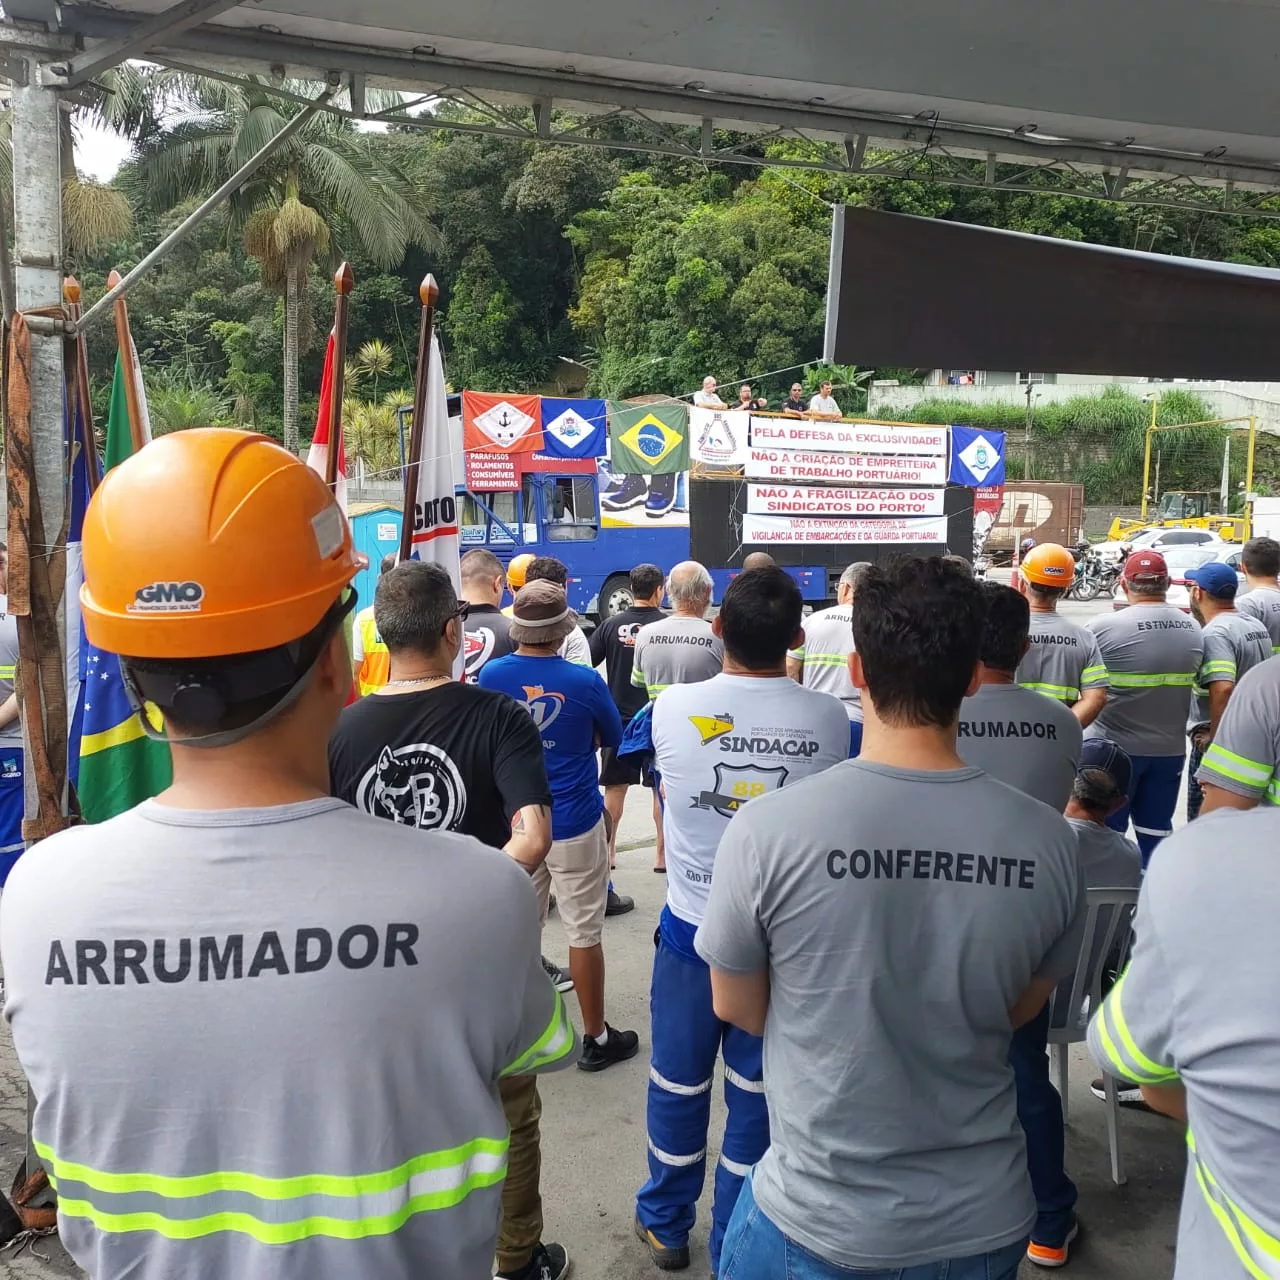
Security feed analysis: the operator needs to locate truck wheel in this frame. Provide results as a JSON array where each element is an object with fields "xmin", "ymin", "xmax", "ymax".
[{"xmin": 600, "ymin": 573, "xmax": 634, "ymax": 619}]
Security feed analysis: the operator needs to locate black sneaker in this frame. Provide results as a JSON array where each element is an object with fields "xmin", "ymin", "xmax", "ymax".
[
  {"xmin": 1090, "ymin": 1076, "xmax": 1148, "ymax": 1107},
  {"xmin": 634, "ymin": 1215, "xmax": 690, "ymax": 1270},
  {"xmin": 496, "ymin": 1241, "xmax": 571, "ymax": 1280},
  {"xmin": 606, "ymin": 889, "xmax": 635, "ymax": 917},
  {"xmin": 601, "ymin": 475, "xmax": 649, "ymax": 511},
  {"xmin": 645, "ymin": 473, "xmax": 678, "ymax": 517},
  {"xmin": 579, "ymin": 1023, "xmax": 641, "ymax": 1072},
  {"xmin": 541, "ymin": 955, "xmax": 574, "ymax": 993}
]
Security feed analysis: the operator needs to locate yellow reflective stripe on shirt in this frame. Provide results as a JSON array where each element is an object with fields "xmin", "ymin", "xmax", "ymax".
[
  {"xmin": 785, "ymin": 647, "xmax": 805, "ymax": 661},
  {"xmin": 1200, "ymin": 743, "xmax": 1273, "ymax": 790},
  {"xmin": 1201, "ymin": 661, "xmax": 1238, "ymax": 679},
  {"xmin": 1189, "ymin": 1132, "xmax": 1280, "ymax": 1280},
  {"xmin": 1108, "ymin": 672, "xmax": 1196, "ymax": 688},
  {"xmin": 630, "ymin": 665, "xmax": 646, "ymax": 688},
  {"xmin": 501, "ymin": 988, "xmax": 577, "ymax": 1077},
  {"xmin": 802, "ymin": 653, "xmax": 850, "ymax": 669},
  {"xmin": 1093, "ymin": 973, "xmax": 1180, "ymax": 1085},
  {"xmin": 37, "ymin": 1135, "xmax": 509, "ymax": 1243},
  {"xmin": 645, "ymin": 683, "xmax": 669, "ymax": 698},
  {"xmin": 0, "ymin": 665, "xmax": 14, "ymax": 680},
  {"xmin": 1081, "ymin": 664, "xmax": 1109, "ymax": 685},
  {"xmin": 1020, "ymin": 681, "xmax": 1080, "ymax": 702}
]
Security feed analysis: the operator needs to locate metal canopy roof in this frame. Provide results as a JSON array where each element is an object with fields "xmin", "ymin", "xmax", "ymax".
[{"xmin": 8, "ymin": 0, "xmax": 1280, "ymax": 213}]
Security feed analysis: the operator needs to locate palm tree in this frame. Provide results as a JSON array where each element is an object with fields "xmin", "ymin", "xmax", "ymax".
[{"xmin": 131, "ymin": 74, "xmax": 439, "ymax": 452}]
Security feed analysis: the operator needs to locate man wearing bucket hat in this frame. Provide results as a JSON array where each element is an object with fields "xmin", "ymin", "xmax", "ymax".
[
  {"xmin": 480, "ymin": 579, "xmax": 642, "ymax": 1074},
  {"xmin": 0, "ymin": 430, "xmax": 579, "ymax": 1280},
  {"xmin": 1182, "ymin": 560, "xmax": 1271, "ymax": 821},
  {"xmin": 1084, "ymin": 549, "xmax": 1203, "ymax": 864},
  {"xmin": 1016, "ymin": 543, "xmax": 1109, "ymax": 726}
]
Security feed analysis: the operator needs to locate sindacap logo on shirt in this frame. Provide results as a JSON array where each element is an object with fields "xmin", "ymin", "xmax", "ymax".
[
  {"xmin": 696, "ymin": 762, "xmax": 789, "ymax": 818},
  {"xmin": 357, "ymin": 743, "xmax": 466, "ymax": 830},
  {"xmin": 128, "ymin": 581, "xmax": 205, "ymax": 613}
]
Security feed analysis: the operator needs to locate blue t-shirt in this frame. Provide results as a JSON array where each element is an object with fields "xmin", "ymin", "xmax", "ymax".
[{"xmin": 478, "ymin": 654, "xmax": 623, "ymax": 840}]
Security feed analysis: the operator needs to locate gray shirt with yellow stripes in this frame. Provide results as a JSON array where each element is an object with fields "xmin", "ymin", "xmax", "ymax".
[
  {"xmin": 1196, "ymin": 656, "xmax": 1280, "ymax": 805},
  {"xmin": 1235, "ymin": 585, "xmax": 1280, "ymax": 653},
  {"xmin": 1088, "ymin": 809, "xmax": 1280, "ymax": 1280},
  {"xmin": 788, "ymin": 603, "xmax": 860, "ymax": 721},
  {"xmin": 631, "ymin": 615, "xmax": 722, "ymax": 699},
  {"xmin": 1016, "ymin": 610, "xmax": 1108, "ymax": 706},
  {"xmin": 1085, "ymin": 604, "xmax": 1203, "ymax": 756},
  {"xmin": 0, "ymin": 798, "xmax": 579, "ymax": 1280},
  {"xmin": 1187, "ymin": 611, "xmax": 1272, "ymax": 732}
]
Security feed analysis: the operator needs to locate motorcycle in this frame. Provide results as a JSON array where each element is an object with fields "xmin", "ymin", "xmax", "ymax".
[{"xmin": 1067, "ymin": 544, "xmax": 1125, "ymax": 601}]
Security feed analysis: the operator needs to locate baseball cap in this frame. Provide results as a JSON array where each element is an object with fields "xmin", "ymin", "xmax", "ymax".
[
  {"xmin": 1184, "ymin": 560, "xmax": 1239, "ymax": 599},
  {"xmin": 509, "ymin": 579, "xmax": 575, "ymax": 646},
  {"xmin": 1122, "ymin": 549, "xmax": 1169, "ymax": 585},
  {"xmin": 1075, "ymin": 738, "xmax": 1132, "ymax": 801}
]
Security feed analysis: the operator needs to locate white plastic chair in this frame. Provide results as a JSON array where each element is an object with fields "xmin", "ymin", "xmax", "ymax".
[{"xmin": 1046, "ymin": 886, "xmax": 1139, "ymax": 1186}]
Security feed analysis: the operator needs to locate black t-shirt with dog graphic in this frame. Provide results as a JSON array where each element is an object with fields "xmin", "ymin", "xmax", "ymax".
[{"xmin": 328, "ymin": 683, "xmax": 551, "ymax": 851}]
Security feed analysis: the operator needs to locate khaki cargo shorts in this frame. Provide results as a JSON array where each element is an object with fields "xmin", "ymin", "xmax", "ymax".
[{"xmin": 533, "ymin": 815, "xmax": 609, "ymax": 949}]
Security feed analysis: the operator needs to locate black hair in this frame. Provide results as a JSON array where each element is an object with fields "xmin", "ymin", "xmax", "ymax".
[
  {"xmin": 1026, "ymin": 581, "xmax": 1067, "ymax": 603},
  {"xmin": 630, "ymin": 563, "xmax": 664, "ymax": 598},
  {"xmin": 977, "ymin": 581, "xmax": 1030, "ymax": 673},
  {"xmin": 850, "ymin": 556, "xmax": 985, "ymax": 728},
  {"xmin": 719, "ymin": 567, "xmax": 802, "ymax": 670},
  {"xmin": 375, "ymin": 561, "xmax": 457, "ymax": 654},
  {"xmin": 1072, "ymin": 768, "xmax": 1124, "ymax": 814},
  {"xmin": 1243, "ymin": 536, "xmax": 1280, "ymax": 578},
  {"xmin": 941, "ymin": 553, "xmax": 973, "ymax": 579},
  {"xmin": 527, "ymin": 556, "xmax": 568, "ymax": 587}
]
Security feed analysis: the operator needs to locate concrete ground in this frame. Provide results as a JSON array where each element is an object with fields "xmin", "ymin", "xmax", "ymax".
[{"xmin": 0, "ymin": 596, "xmax": 1190, "ymax": 1277}]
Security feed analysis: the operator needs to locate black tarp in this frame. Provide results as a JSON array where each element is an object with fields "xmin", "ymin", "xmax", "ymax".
[{"xmin": 823, "ymin": 207, "xmax": 1280, "ymax": 380}]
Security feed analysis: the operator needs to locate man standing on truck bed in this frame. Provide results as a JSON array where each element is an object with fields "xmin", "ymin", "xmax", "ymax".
[
  {"xmin": 1016, "ymin": 543, "xmax": 1109, "ymax": 726},
  {"xmin": 591, "ymin": 563, "xmax": 666, "ymax": 889}
]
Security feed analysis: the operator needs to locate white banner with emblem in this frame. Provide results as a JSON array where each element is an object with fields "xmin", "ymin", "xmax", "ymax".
[
  {"xmin": 743, "ymin": 513, "xmax": 950, "ymax": 545},
  {"xmin": 745, "ymin": 446, "xmax": 948, "ymax": 486},
  {"xmin": 749, "ymin": 419, "xmax": 949, "ymax": 456},
  {"xmin": 747, "ymin": 483, "xmax": 944, "ymax": 517}
]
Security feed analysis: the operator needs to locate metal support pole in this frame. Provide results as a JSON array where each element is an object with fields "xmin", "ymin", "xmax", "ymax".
[
  {"xmin": 1140, "ymin": 396, "xmax": 1158, "ymax": 520},
  {"xmin": 74, "ymin": 86, "xmax": 334, "ymax": 334},
  {"xmin": 10, "ymin": 72, "xmax": 67, "ymax": 1183},
  {"xmin": 1245, "ymin": 415, "xmax": 1257, "ymax": 541}
]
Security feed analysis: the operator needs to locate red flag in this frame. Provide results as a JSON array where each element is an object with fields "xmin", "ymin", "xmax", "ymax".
[
  {"xmin": 462, "ymin": 391, "xmax": 543, "ymax": 455},
  {"xmin": 307, "ymin": 332, "xmax": 348, "ymax": 513}
]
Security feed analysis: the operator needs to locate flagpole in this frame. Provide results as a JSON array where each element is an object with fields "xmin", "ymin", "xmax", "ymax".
[
  {"xmin": 62, "ymin": 276, "xmax": 101, "ymax": 494},
  {"xmin": 399, "ymin": 274, "xmax": 438, "ymax": 565},
  {"xmin": 107, "ymin": 269, "xmax": 146, "ymax": 456},
  {"xmin": 325, "ymin": 262, "xmax": 353, "ymax": 489}
]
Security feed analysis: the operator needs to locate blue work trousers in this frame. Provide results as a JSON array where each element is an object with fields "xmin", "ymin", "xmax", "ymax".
[
  {"xmin": 1009, "ymin": 1003, "xmax": 1077, "ymax": 1248},
  {"xmin": 636, "ymin": 923, "xmax": 769, "ymax": 1272},
  {"xmin": 720, "ymin": 1172, "xmax": 1027, "ymax": 1280},
  {"xmin": 1105, "ymin": 752, "xmax": 1182, "ymax": 865}
]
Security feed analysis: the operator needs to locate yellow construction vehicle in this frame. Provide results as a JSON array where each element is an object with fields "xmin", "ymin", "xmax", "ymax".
[{"xmin": 1106, "ymin": 407, "xmax": 1256, "ymax": 542}]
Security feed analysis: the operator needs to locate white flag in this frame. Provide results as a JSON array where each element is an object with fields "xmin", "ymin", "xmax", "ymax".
[
  {"xmin": 408, "ymin": 333, "xmax": 463, "ymax": 677},
  {"xmin": 129, "ymin": 335, "xmax": 152, "ymax": 444}
]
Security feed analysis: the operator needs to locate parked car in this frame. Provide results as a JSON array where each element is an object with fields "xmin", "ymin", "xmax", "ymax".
[
  {"xmin": 1111, "ymin": 543, "xmax": 1244, "ymax": 611},
  {"xmin": 1093, "ymin": 526, "xmax": 1223, "ymax": 564}
]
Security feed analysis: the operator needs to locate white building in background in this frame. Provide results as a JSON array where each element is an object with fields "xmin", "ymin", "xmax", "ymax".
[{"xmin": 868, "ymin": 372, "xmax": 1280, "ymax": 434}]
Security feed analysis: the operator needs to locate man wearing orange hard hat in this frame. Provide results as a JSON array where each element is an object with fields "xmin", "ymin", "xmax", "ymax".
[
  {"xmin": 502, "ymin": 552, "xmax": 537, "ymax": 618},
  {"xmin": 1016, "ymin": 543, "xmax": 1109, "ymax": 727},
  {"xmin": 0, "ymin": 430, "xmax": 577, "ymax": 1280}
]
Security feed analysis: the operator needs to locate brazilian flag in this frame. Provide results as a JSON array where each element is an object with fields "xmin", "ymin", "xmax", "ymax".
[
  {"xmin": 77, "ymin": 353, "xmax": 173, "ymax": 822},
  {"xmin": 608, "ymin": 402, "xmax": 689, "ymax": 474}
]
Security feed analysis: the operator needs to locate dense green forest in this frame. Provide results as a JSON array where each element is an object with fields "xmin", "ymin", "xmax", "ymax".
[{"xmin": 46, "ymin": 72, "xmax": 1280, "ymax": 470}]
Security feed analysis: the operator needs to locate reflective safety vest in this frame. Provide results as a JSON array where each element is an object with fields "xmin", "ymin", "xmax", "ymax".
[{"xmin": 354, "ymin": 607, "xmax": 389, "ymax": 696}]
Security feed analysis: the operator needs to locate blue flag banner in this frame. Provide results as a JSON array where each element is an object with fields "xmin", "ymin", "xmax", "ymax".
[
  {"xmin": 540, "ymin": 398, "xmax": 608, "ymax": 459},
  {"xmin": 948, "ymin": 425, "xmax": 1006, "ymax": 486}
]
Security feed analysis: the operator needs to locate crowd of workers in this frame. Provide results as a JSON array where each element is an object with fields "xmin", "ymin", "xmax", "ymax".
[{"xmin": 0, "ymin": 429, "xmax": 1276, "ymax": 1280}]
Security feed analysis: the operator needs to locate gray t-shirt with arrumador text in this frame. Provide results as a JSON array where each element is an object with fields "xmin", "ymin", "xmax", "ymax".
[
  {"xmin": 1236, "ymin": 586, "xmax": 1280, "ymax": 653},
  {"xmin": 1086, "ymin": 605, "xmax": 1203, "ymax": 756},
  {"xmin": 788, "ymin": 604, "xmax": 860, "ymax": 720},
  {"xmin": 958, "ymin": 682, "xmax": 1083, "ymax": 811},
  {"xmin": 630, "ymin": 615, "xmax": 722, "ymax": 698},
  {"xmin": 1016, "ymin": 610, "xmax": 1108, "ymax": 705},
  {"xmin": 1188, "ymin": 611, "xmax": 1272, "ymax": 731},
  {"xmin": 1, "ymin": 798, "xmax": 578, "ymax": 1280},
  {"xmin": 696, "ymin": 760, "xmax": 1084, "ymax": 1271}
]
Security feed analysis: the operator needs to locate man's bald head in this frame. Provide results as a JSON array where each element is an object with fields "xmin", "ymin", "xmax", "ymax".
[
  {"xmin": 743, "ymin": 552, "xmax": 777, "ymax": 572},
  {"xmin": 667, "ymin": 560, "xmax": 713, "ymax": 616}
]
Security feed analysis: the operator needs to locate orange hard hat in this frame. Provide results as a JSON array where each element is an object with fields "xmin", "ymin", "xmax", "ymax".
[
  {"xmin": 507, "ymin": 553, "xmax": 536, "ymax": 590},
  {"xmin": 1020, "ymin": 542, "xmax": 1076, "ymax": 588},
  {"xmin": 81, "ymin": 428, "xmax": 367, "ymax": 660}
]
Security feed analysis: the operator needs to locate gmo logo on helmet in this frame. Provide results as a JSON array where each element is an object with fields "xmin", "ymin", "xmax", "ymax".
[
  {"xmin": 128, "ymin": 581, "xmax": 205, "ymax": 613},
  {"xmin": 1041, "ymin": 565, "xmax": 1068, "ymax": 578}
]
